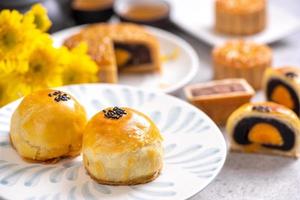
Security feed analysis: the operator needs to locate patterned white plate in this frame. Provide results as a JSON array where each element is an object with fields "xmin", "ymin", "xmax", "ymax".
[
  {"xmin": 0, "ymin": 84, "xmax": 227, "ymax": 200},
  {"xmin": 52, "ymin": 26, "xmax": 200, "ymax": 94}
]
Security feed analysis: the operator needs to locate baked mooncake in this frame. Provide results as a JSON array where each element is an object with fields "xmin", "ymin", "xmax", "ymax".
[
  {"xmin": 83, "ymin": 107, "xmax": 163, "ymax": 185},
  {"xmin": 263, "ymin": 66, "xmax": 300, "ymax": 116},
  {"xmin": 185, "ymin": 78, "xmax": 254, "ymax": 125},
  {"xmin": 64, "ymin": 23, "xmax": 161, "ymax": 83},
  {"xmin": 213, "ymin": 40, "xmax": 272, "ymax": 90},
  {"xmin": 215, "ymin": 0, "xmax": 266, "ymax": 35},
  {"xmin": 227, "ymin": 102, "xmax": 300, "ymax": 158},
  {"xmin": 10, "ymin": 90, "xmax": 87, "ymax": 162}
]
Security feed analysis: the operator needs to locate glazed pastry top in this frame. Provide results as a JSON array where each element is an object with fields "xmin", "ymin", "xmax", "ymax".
[
  {"xmin": 83, "ymin": 107, "xmax": 163, "ymax": 153},
  {"xmin": 213, "ymin": 40, "xmax": 272, "ymax": 68},
  {"xmin": 229, "ymin": 102, "xmax": 299, "ymax": 122},
  {"xmin": 266, "ymin": 66, "xmax": 300, "ymax": 84},
  {"xmin": 216, "ymin": 0, "xmax": 266, "ymax": 14},
  {"xmin": 17, "ymin": 89, "xmax": 85, "ymax": 118},
  {"xmin": 12, "ymin": 89, "xmax": 87, "ymax": 149}
]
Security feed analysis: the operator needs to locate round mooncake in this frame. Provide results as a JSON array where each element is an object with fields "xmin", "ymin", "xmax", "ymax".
[
  {"xmin": 215, "ymin": 0, "xmax": 267, "ymax": 35},
  {"xmin": 83, "ymin": 107, "xmax": 163, "ymax": 185},
  {"xmin": 10, "ymin": 89, "xmax": 87, "ymax": 162}
]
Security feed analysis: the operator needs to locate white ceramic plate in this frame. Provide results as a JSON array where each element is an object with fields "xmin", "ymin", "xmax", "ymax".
[
  {"xmin": 52, "ymin": 26, "xmax": 199, "ymax": 94},
  {"xmin": 167, "ymin": 0, "xmax": 300, "ymax": 46},
  {"xmin": 0, "ymin": 84, "xmax": 226, "ymax": 200}
]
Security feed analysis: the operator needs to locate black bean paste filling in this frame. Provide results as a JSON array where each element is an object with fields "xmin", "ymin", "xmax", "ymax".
[
  {"xmin": 114, "ymin": 42, "xmax": 152, "ymax": 67},
  {"xmin": 233, "ymin": 117, "xmax": 295, "ymax": 151},
  {"xmin": 266, "ymin": 79, "xmax": 300, "ymax": 116}
]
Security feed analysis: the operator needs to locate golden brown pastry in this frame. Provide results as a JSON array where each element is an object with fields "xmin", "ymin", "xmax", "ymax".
[
  {"xmin": 10, "ymin": 90, "xmax": 87, "ymax": 162},
  {"xmin": 64, "ymin": 23, "xmax": 161, "ymax": 83},
  {"xmin": 213, "ymin": 40, "xmax": 272, "ymax": 90},
  {"xmin": 83, "ymin": 107, "xmax": 163, "ymax": 185},
  {"xmin": 215, "ymin": 0, "xmax": 267, "ymax": 35},
  {"xmin": 263, "ymin": 66, "xmax": 300, "ymax": 116},
  {"xmin": 226, "ymin": 102, "xmax": 300, "ymax": 158},
  {"xmin": 185, "ymin": 78, "xmax": 254, "ymax": 125}
]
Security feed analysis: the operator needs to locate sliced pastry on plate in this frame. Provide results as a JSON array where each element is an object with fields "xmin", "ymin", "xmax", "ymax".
[
  {"xmin": 226, "ymin": 102, "xmax": 300, "ymax": 158},
  {"xmin": 10, "ymin": 90, "xmax": 87, "ymax": 162},
  {"xmin": 64, "ymin": 23, "xmax": 161, "ymax": 83},
  {"xmin": 83, "ymin": 107, "xmax": 163, "ymax": 185},
  {"xmin": 263, "ymin": 66, "xmax": 300, "ymax": 116},
  {"xmin": 213, "ymin": 40, "xmax": 272, "ymax": 90},
  {"xmin": 215, "ymin": 0, "xmax": 267, "ymax": 35},
  {"xmin": 185, "ymin": 78, "xmax": 254, "ymax": 125}
]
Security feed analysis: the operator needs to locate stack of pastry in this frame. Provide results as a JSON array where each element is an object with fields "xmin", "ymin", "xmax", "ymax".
[
  {"xmin": 64, "ymin": 23, "xmax": 161, "ymax": 83},
  {"xmin": 224, "ymin": 66, "xmax": 300, "ymax": 158}
]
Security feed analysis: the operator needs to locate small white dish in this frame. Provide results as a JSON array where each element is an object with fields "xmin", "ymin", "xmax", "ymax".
[
  {"xmin": 52, "ymin": 25, "xmax": 200, "ymax": 94},
  {"xmin": 167, "ymin": 0, "xmax": 300, "ymax": 46},
  {"xmin": 0, "ymin": 84, "xmax": 227, "ymax": 200}
]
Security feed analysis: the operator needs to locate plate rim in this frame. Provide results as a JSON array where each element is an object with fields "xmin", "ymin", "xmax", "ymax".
[
  {"xmin": 51, "ymin": 25, "xmax": 200, "ymax": 94},
  {"xmin": 0, "ymin": 83, "xmax": 227, "ymax": 200},
  {"xmin": 168, "ymin": 0, "xmax": 300, "ymax": 46}
]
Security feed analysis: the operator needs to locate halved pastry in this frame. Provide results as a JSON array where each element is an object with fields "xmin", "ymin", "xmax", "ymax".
[
  {"xmin": 185, "ymin": 78, "xmax": 254, "ymax": 125},
  {"xmin": 64, "ymin": 23, "xmax": 161, "ymax": 83},
  {"xmin": 10, "ymin": 90, "xmax": 87, "ymax": 162},
  {"xmin": 226, "ymin": 102, "xmax": 300, "ymax": 158},
  {"xmin": 263, "ymin": 66, "xmax": 300, "ymax": 116},
  {"xmin": 83, "ymin": 107, "xmax": 163, "ymax": 185}
]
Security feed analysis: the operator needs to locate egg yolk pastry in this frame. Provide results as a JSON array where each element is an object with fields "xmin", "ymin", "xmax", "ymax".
[
  {"xmin": 64, "ymin": 23, "xmax": 161, "ymax": 83},
  {"xmin": 263, "ymin": 66, "xmax": 300, "ymax": 117},
  {"xmin": 226, "ymin": 102, "xmax": 300, "ymax": 158},
  {"xmin": 213, "ymin": 40, "xmax": 272, "ymax": 90},
  {"xmin": 83, "ymin": 107, "xmax": 163, "ymax": 185},
  {"xmin": 10, "ymin": 90, "xmax": 87, "ymax": 162},
  {"xmin": 215, "ymin": 0, "xmax": 266, "ymax": 35}
]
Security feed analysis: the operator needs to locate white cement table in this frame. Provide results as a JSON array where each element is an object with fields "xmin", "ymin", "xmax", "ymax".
[{"xmin": 176, "ymin": 1, "xmax": 300, "ymax": 199}]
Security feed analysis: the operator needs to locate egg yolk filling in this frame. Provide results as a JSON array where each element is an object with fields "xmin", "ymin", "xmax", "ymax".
[
  {"xmin": 248, "ymin": 123, "xmax": 283, "ymax": 146},
  {"xmin": 233, "ymin": 117, "xmax": 295, "ymax": 151},
  {"xmin": 115, "ymin": 48, "xmax": 131, "ymax": 67},
  {"xmin": 270, "ymin": 85, "xmax": 294, "ymax": 110},
  {"xmin": 266, "ymin": 79, "xmax": 299, "ymax": 116}
]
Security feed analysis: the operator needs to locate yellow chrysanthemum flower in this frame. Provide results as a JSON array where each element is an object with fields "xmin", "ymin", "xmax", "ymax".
[
  {"xmin": 0, "ymin": 74, "xmax": 31, "ymax": 107},
  {"xmin": 25, "ymin": 45, "xmax": 63, "ymax": 89},
  {"xmin": 0, "ymin": 10, "xmax": 35, "ymax": 59},
  {"xmin": 0, "ymin": 60, "xmax": 28, "ymax": 77},
  {"xmin": 0, "ymin": 4, "xmax": 100, "ymax": 107},
  {"xmin": 25, "ymin": 4, "xmax": 52, "ymax": 32},
  {"xmin": 60, "ymin": 44, "xmax": 99, "ymax": 85}
]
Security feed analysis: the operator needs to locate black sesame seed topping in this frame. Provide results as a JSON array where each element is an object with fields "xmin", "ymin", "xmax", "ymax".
[
  {"xmin": 285, "ymin": 72, "xmax": 298, "ymax": 78},
  {"xmin": 48, "ymin": 91, "xmax": 71, "ymax": 102},
  {"xmin": 103, "ymin": 107, "xmax": 127, "ymax": 119},
  {"xmin": 252, "ymin": 105, "xmax": 271, "ymax": 113}
]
